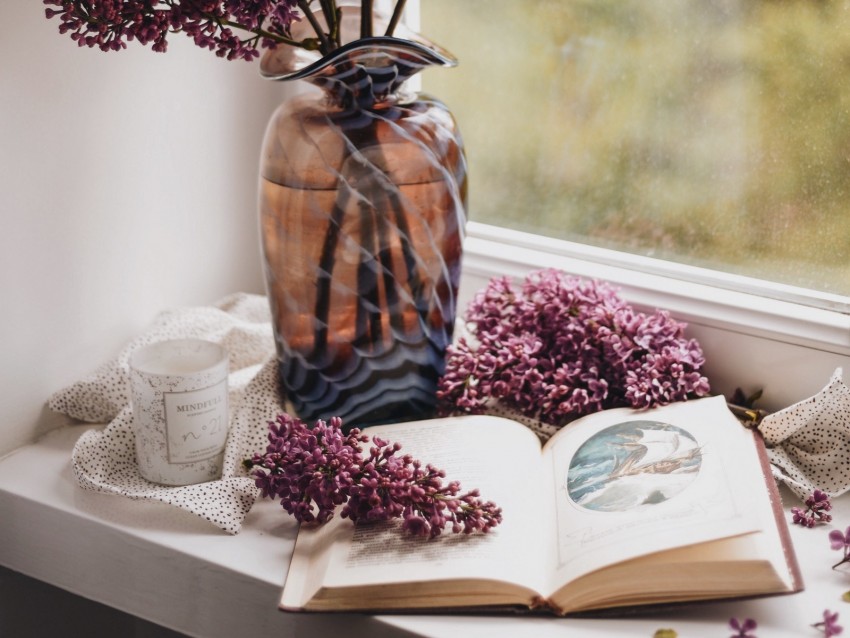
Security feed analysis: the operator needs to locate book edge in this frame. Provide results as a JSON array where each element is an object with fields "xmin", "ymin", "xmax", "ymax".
[{"xmin": 751, "ymin": 427, "xmax": 805, "ymax": 593}]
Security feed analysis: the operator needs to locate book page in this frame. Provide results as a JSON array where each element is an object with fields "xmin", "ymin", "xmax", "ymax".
[
  {"xmin": 292, "ymin": 415, "xmax": 554, "ymax": 601},
  {"xmin": 541, "ymin": 396, "xmax": 766, "ymax": 592}
]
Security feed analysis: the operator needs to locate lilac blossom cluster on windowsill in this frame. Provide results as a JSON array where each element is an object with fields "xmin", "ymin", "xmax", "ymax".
[
  {"xmin": 792, "ymin": 489, "xmax": 834, "ymax": 528},
  {"xmin": 656, "ymin": 611, "xmax": 844, "ymax": 637},
  {"xmin": 438, "ymin": 269, "xmax": 711, "ymax": 428}
]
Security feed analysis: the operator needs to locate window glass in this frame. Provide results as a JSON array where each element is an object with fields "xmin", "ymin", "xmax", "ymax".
[{"xmin": 421, "ymin": 0, "xmax": 850, "ymax": 299}]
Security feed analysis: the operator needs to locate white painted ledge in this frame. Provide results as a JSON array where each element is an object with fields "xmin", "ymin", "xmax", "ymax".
[
  {"xmin": 2, "ymin": 423, "xmax": 850, "ymax": 638},
  {"xmin": 0, "ymin": 425, "xmax": 408, "ymax": 638}
]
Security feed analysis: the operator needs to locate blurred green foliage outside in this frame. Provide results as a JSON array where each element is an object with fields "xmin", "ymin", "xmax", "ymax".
[{"xmin": 422, "ymin": 0, "xmax": 850, "ymax": 297}]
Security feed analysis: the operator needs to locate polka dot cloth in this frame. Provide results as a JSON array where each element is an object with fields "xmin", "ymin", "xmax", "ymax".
[
  {"xmin": 49, "ymin": 293, "xmax": 283, "ymax": 535},
  {"xmin": 758, "ymin": 367, "xmax": 850, "ymax": 502}
]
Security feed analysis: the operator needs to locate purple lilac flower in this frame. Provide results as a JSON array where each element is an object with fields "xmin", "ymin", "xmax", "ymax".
[
  {"xmin": 814, "ymin": 610, "xmax": 843, "ymax": 637},
  {"xmin": 729, "ymin": 617, "xmax": 757, "ymax": 638},
  {"xmin": 791, "ymin": 489, "xmax": 833, "ymax": 527},
  {"xmin": 437, "ymin": 270, "xmax": 711, "ymax": 426},
  {"xmin": 43, "ymin": 0, "xmax": 301, "ymax": 60},
  {"xmin": 830, "ymin": 526, "xmax": 850, "ymax": 569},
  {"xmin": 246, "ymin": 414, "xmax": 503, "ymax": 538}
]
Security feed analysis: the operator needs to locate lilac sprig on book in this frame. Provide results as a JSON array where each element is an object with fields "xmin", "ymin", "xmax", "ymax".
[{"xmin": 245, "ymin": 414, "xmax": 502, "ymax": 538}]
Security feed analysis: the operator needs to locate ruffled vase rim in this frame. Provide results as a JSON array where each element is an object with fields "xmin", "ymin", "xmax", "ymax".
[{"xmin": 260, "ymin": 35, "xmax": 457, "ymax": 82}]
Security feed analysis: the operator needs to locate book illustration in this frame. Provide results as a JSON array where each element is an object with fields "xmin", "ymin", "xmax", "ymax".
[{"xmin": 566, "ymin": 420, "xmax": 702, "ymax": 512}]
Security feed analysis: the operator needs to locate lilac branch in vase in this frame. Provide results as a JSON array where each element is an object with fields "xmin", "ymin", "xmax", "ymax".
[
  {"xmin": 44, "ymin": 0, "xmax": 412, "ymax": 61},
  {"xmin": 375, "ymin": 200, "xmax": 408, "ymax": 335},
  {"xmin": 43, "ymin": 0, "xmax": 307, "ymax": 60},
  {"xmin": 312, "ymin": 134, "xmax": 431, "ymax": 363},
  {"xmin": 361, "ymin": 0, "xmax": 373, "ymax": 38},
  {"xmin": 296, "ymin": 0, "xmax": 333, "ymax": 55},
  {"xmin": 354, "ymin": 196, "xmax": 384, "ymax": 348},
  {"xmin": 317, "ymin": 0, "xmax": 341, "ymax": 48},
  {"xmin": 386, "ymin": 0, "xmax": 408, "ymax": 36}
]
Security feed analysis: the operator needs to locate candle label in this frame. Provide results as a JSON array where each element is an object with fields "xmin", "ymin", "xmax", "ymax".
[{"xmin": 163, "ymin": 380, "xmax": 229, "ymax": 464}]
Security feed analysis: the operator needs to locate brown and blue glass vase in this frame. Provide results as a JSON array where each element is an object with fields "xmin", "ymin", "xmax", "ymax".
[{"xmin": 258, "ymin": 12, "xmax": 467, "ymax": 428}]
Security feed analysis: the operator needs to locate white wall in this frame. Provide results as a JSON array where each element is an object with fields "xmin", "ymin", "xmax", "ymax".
[{"xmin": 1, "ymin": 6, "xmax": 284, "ymax": 456}]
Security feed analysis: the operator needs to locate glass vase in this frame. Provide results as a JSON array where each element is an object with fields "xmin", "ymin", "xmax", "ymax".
[{"xmin": 258, "ymin": 19, "xmax": 467, "ymax": 428}]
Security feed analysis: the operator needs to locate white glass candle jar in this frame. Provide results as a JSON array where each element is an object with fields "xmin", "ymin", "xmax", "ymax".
[{"xmin": 129, "ymin": 339, "xmax": 229, "ymax": 486}]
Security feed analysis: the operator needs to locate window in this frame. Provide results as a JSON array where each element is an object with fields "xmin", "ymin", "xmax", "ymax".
[{"xmin": 421, "ymin": 0, "xmax": 850, "ymax": 311}]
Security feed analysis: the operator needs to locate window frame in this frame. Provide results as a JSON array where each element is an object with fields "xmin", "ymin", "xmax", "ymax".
[
  {"xmin": 416, "ymin": 0, "xmax": 850, "ymax": 315},
  {"xmin": 463, "ymin": 223, "xmax": 850, "ymax": 345},
  {"xmin": 461, "ymin": 222, "xmax": 850, "ymax": 412}
]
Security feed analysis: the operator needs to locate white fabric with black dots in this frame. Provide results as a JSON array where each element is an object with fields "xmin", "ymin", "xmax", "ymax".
[
  {"xmin": 758, "ymin": 367, "xmax": 850, "ymax": 502},
  {"xmin": 49, "ymin": 293, "xmax": 281, "ymax": 534}
]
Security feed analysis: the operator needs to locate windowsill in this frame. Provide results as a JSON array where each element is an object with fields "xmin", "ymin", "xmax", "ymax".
[
  {"xmin": 0, "ymin": 422, "xmax": 847, "ymax": 638},
  {"xmin": 4, "ymin": 228, "xmax": 850, "ymax": 636}
]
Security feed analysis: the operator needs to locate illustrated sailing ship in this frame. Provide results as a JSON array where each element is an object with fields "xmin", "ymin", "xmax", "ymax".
[{"xmin": 610, "ymin": 428, "xmax": 702, "ymax": 479}]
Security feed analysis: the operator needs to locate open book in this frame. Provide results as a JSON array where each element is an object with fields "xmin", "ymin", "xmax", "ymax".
[{"xmin": 280, "ymin": 395, "xmax": 802, "ymax": 615}]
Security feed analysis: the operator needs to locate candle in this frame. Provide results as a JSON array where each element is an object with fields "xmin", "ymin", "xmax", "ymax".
[{"xmin": 129, "ymin": 339, "xmax": 229, "ymax": 486}]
